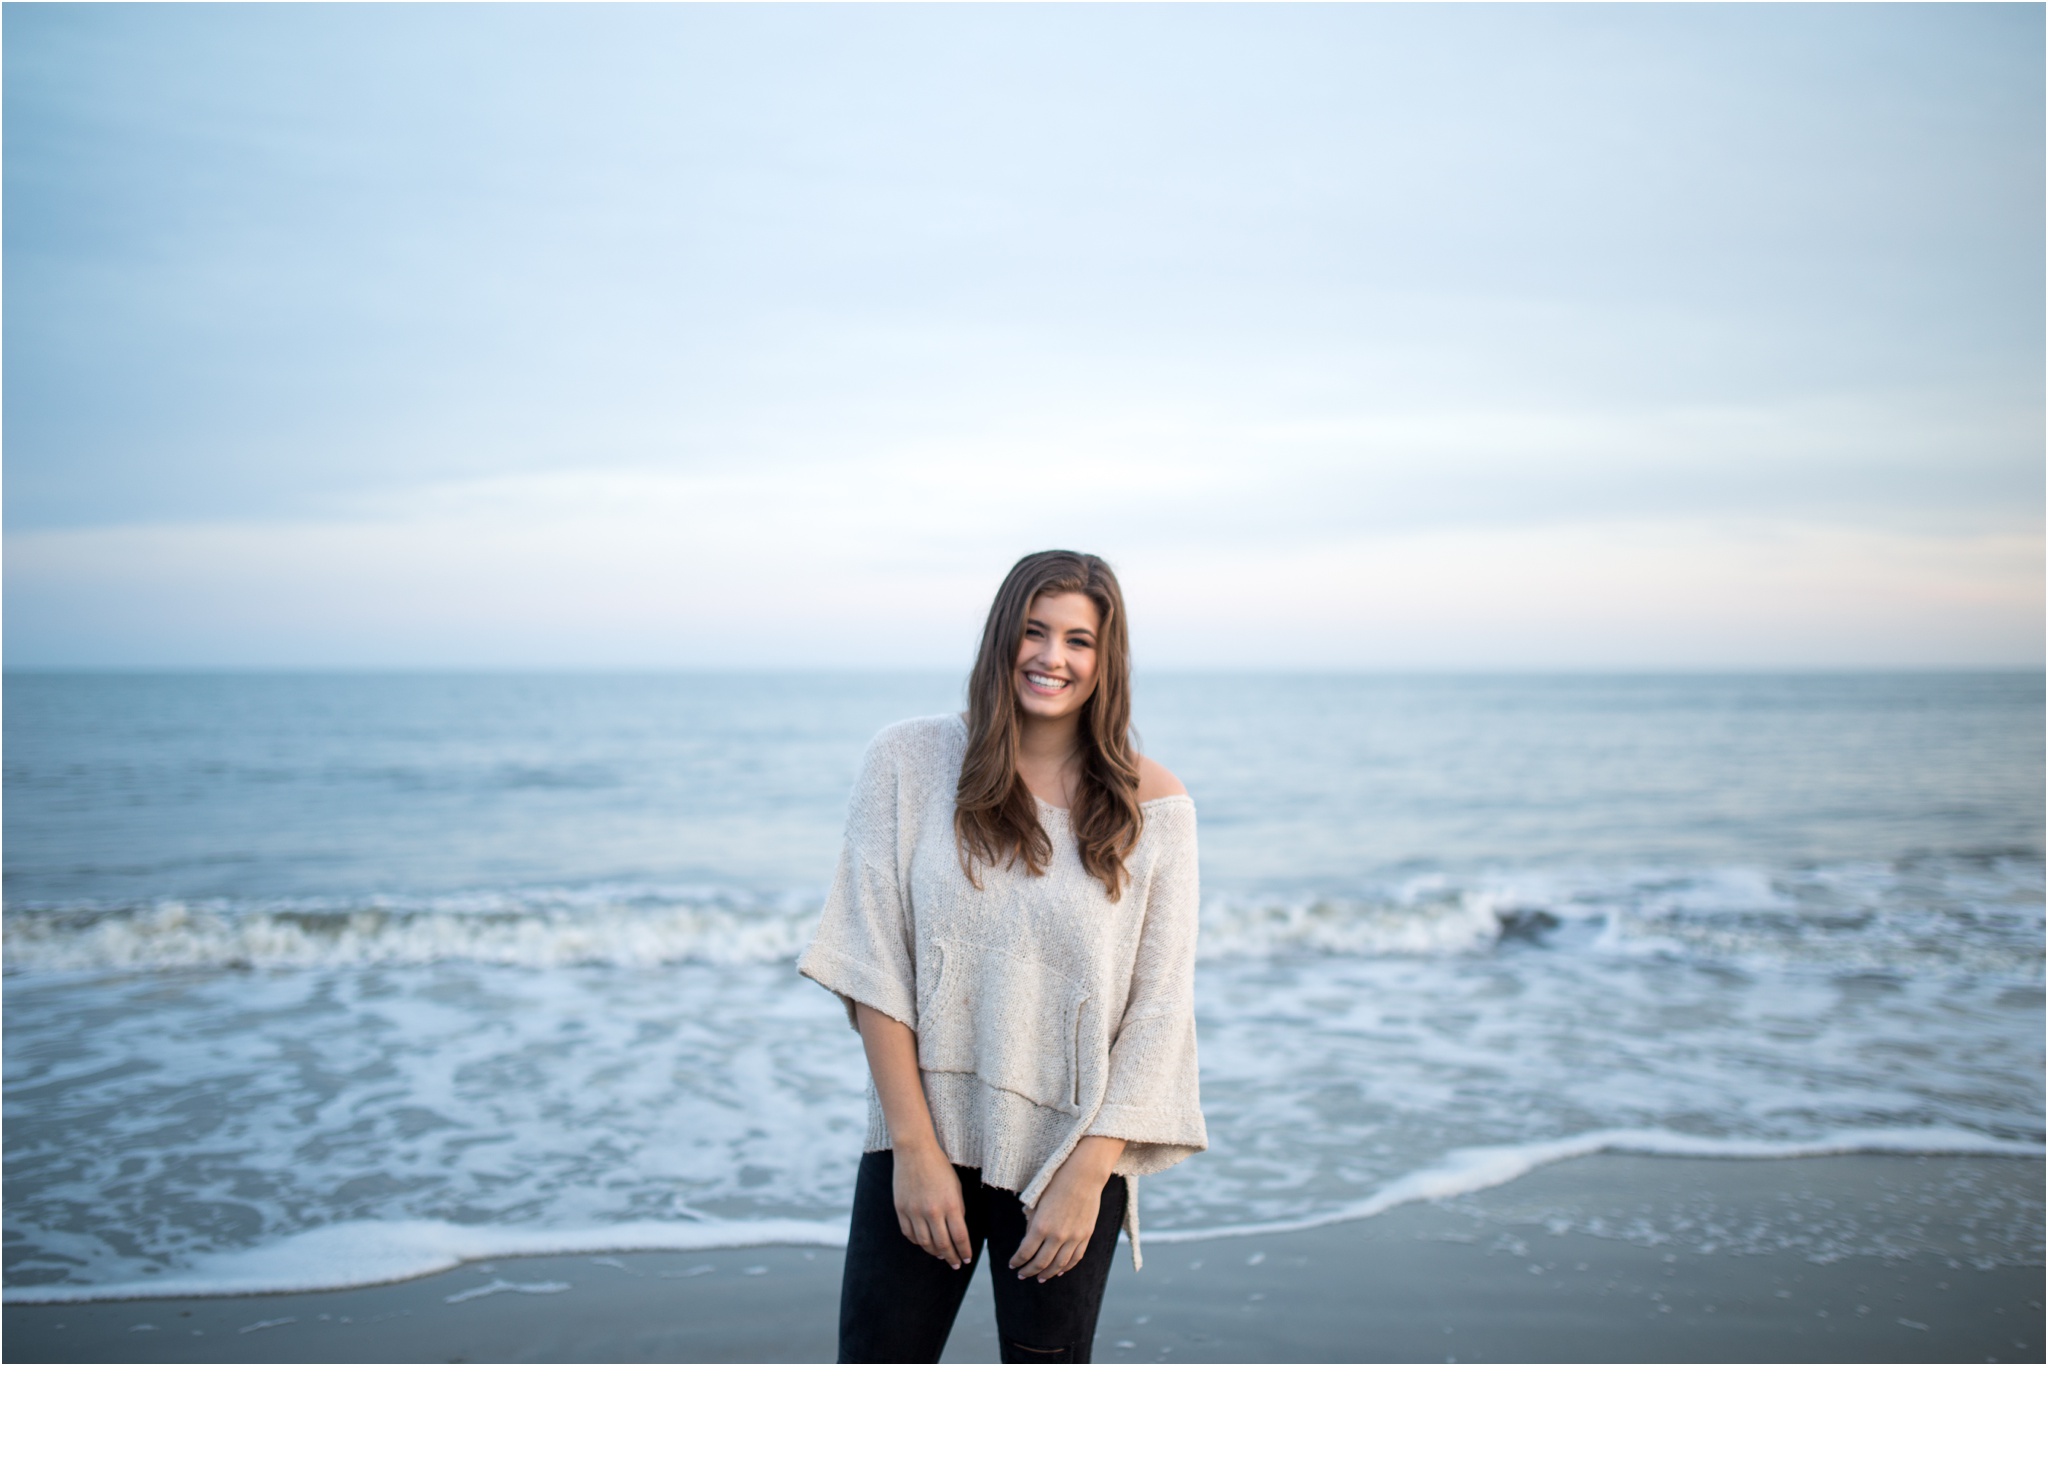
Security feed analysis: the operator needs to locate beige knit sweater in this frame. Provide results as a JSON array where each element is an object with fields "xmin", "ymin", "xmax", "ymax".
[{"xmin": 798, "ymin": 714, "xmax": 1207, "ymax": 1268}]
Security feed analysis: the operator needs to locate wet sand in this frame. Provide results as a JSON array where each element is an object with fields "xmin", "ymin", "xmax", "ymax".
[{"xmin": 7, "ymin": 1153, "xmax": 2040, "ymax": 1363}]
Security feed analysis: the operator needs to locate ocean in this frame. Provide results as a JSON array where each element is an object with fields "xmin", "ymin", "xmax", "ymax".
[{"xmin": 4, "ymin": 671, "xmax": 2042, "ymax": 1300}]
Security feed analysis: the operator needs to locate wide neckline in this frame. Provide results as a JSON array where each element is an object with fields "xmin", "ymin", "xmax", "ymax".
[
  {"xmin": 945, "ymin": 715, "xmax": 1191, "ymax": 816},
  {"xmin": 1031, "ymin": 792, "xmax": 1194, "ymax": 817}
]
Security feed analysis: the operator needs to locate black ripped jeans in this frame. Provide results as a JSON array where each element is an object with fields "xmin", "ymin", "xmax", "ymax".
[{"xmin": 838, "ymin": 1149, "xmax": 1126, "ymax": 1363}]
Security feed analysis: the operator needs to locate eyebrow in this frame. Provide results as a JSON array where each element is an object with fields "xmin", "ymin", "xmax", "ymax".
[{"xmin": 1024, "ymin": 618, "xmax": 1095, "ymax": 637}]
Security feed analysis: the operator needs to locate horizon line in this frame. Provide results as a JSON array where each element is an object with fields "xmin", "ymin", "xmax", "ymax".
[{"xmin": 6, "ymin": 664, "xmax": 2043, "ymax": 678}]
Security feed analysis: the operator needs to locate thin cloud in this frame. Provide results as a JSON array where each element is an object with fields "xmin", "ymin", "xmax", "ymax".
[{"xmin": 3, "ymin": 4, "xmax": 2040, "ymax": 667}]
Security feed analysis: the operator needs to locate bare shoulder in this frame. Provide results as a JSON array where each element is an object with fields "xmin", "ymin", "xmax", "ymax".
[{"xmin": 1135, "ymin": 755, "xmax": 1188, "ymax": 802}]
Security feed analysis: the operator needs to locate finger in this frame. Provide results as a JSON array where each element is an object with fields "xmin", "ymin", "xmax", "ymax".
[
  {"xmin": 929, "ymin": 1211, "xmax": 962, "ymax": 1269},
  {"xmin": 1038, "ymin": 1239, "xmax": 1082, "ymax": 1283},
  {"xmin": 1022, "ymin": 1233, "xmax": 1069, "ymax": 1281},
  {"xmin": 1009, "ymin": 1228, "xmax": 1047, "ymax": 1277},
  {"xmin": 928, "ymin": 1211, "xmax": 965, "ymax": 1268},
  {"xmin": 1060, "ymin": 1236, "xmax": 1088, "ymax": 1276},
  {"xmin": 944, "ymin": 1211, "xmax": 973, "ymax": 1269},
  {"xmin": 1014, "ymin": 1223, "xmax": 1059, "ymax": 1277},
  {"xmin": 1032, "ymin": 1236, "xmax": 1075, "ymax": 1282}
]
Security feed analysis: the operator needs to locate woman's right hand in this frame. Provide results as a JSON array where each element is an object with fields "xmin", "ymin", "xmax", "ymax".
[
  {"xmin": 852, "ymin": 1004, "xmax": 972, "ymax": 1269},
  {"xmin": 893, "ymin": 1141, "xmax": 972, "ymax": 1269}
]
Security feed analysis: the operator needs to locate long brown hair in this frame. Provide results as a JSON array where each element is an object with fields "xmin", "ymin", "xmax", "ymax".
[{"xmin": 955, "ymin": 550, "xmax": 1143, "ymax": 900}]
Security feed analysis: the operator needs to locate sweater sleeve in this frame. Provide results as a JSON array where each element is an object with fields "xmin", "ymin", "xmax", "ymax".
[
  {"xmin": 796, "ymin": 733, "xmax": 918, "ymax": 1032},
  {"xmin": 1087, "ymin": 805, "xmax": 1208, "ymax": 1173}
]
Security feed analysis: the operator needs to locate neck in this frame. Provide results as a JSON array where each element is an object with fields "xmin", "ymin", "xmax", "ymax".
[{"xmin": 1016, "ymin": 709, "xmax": 1083, "ymax": 768}]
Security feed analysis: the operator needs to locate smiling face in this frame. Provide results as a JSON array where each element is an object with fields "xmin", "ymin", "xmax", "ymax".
[{"xmin": 1013, "ymin": 590, "xmax": 1102, "ymax": 723}]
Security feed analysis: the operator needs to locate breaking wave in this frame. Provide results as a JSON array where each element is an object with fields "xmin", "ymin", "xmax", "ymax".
[
  {"xmin": 3, "ymin": 889, "xmax": 819, "ymax": 975},
  {"xmin": 2, "ymin": 883, "xmax": 1687, "ymax": 975}
]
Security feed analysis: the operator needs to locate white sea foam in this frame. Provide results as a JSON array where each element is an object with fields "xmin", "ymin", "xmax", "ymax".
[
  {"xmin": 442, "ymin": 1278, "xmax": 572, "ymax": 1304},
  {"xmin": 12, "ymin": 861, "xmax": 2038, "ymax": 978},
  {"xmin": 1195, "ymin": 889, "xmax": 1511, "ymax": 959},
  {"xmin": 3, "ymin": 890, "xmax": 818, "ymax": 975},
  {"xmin": 1141, "ymin": 1126, "xmax": 2047, "ymax": 1242},
  {"xmin": 4, "ymin": 1218, "xmax": 848, "ymax": 1304},
  {"xmin": 0, "ymin": 883, "xmax": 1678, "ymax": 977},
  {"xmin": 4, "ymin": 891, "xmax": 1496, "ymax": 976},
  {"xmin": 5, "ymin": 1126, "xmax": 2033, "ymax": 1304}
]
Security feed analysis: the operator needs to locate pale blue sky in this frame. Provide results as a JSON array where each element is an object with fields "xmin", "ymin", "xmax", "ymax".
[{"xmin": 5, "ymin": 3, "xmax": 2041, "ymax": 668}]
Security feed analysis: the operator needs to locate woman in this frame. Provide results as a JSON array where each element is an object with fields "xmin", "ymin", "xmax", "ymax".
[{"xmin": 799, "ymin": 549, "xmax": 1207, "ymax": 1364}]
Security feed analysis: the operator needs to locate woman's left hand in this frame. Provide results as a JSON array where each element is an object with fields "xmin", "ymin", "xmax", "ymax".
[{"xmin": 1009, "ymin": 1135, "xmax": 1126, "ymax": 1282}]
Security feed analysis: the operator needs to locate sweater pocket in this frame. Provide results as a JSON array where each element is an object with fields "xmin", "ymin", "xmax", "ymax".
[{"xmin": 920, "ymin": 939, "xmax": 1084, "ymax": 1114}]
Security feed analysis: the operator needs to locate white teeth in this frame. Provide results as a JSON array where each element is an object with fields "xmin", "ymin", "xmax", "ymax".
[{"xmin": 1025, "ymin": 673, "xmax": 1067, "ymax": 690}]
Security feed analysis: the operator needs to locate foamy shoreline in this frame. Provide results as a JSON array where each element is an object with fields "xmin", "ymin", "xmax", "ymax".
[
  {"xmin": 9, "ymin": 1152, "xmax": 2040, "ymax": 1364},
  {"xmin": 9, "ymin": 1126, "xmax": 2036, "ymax": 1306}
]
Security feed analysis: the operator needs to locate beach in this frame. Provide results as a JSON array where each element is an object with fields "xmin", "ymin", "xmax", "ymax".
[{"xmin": 10, "ymin": 1154, "xmax": 2039, "ymax": 1364}]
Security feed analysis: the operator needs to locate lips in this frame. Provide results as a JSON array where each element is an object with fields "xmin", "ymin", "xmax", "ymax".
[{"xmin": 1023, "ymin": 671, "xmax": 1069, "ymax": 692}]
